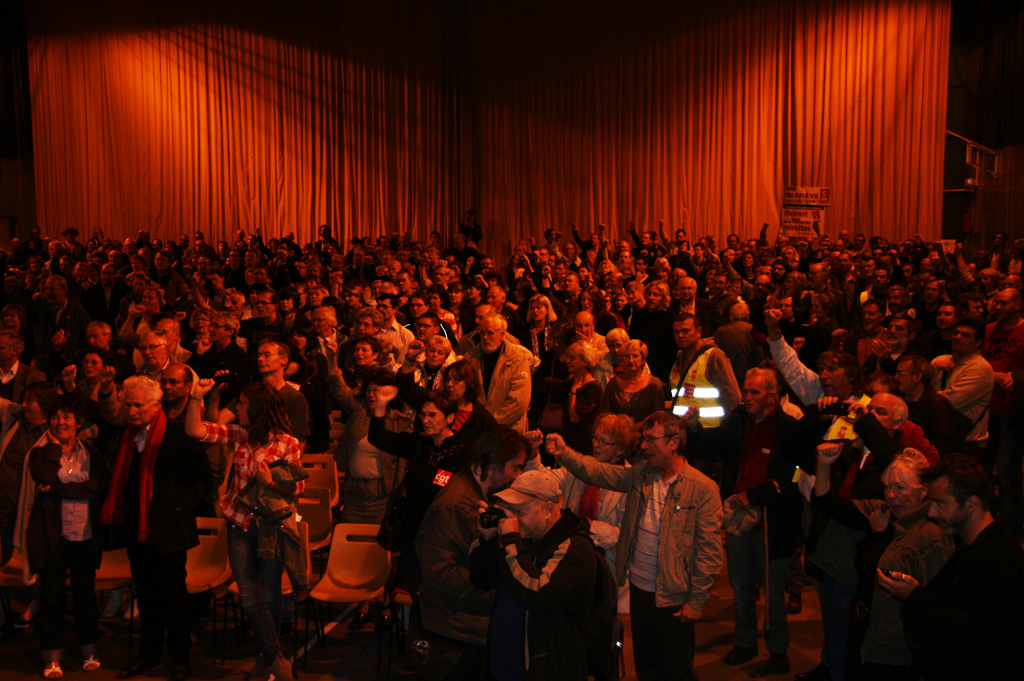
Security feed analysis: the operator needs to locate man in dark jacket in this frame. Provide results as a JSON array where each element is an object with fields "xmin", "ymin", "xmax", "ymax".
[
  {"xmin": 415, "ymin": 427, "xmax": 530, "ymax": 680},
  {"xmin": 879, "ymin": 456, "xmax": 1024, "ymax": 681},
  {"xmin": 101, "ymin": 376, "xmax": 211, "ymax": 681},
  {"xmin": 894, "ymin": 354, "xmax": 966, "ymax": 456},
  {"xmin": 684, "ymin": 367, "xmax": 802, "ymax": 674},
  {"xmin": 471, "ymin": 469, "xmax": 597, "ymax": 681}
]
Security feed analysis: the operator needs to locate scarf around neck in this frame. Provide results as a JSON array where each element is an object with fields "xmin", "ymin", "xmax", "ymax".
[{"xmin": 101, "ymin": 408, "xmax": 168, "ymax": 543}]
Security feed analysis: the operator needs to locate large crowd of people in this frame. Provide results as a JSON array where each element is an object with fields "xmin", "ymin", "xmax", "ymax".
[{"xmin": 1, "ymin": 219, "xmax": 1023, "ymax": 681}]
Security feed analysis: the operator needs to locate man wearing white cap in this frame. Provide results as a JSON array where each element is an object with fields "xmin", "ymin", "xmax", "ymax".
[{"xmin": 470, "ymin": 470, "xmax": 598, "ymax": 681}]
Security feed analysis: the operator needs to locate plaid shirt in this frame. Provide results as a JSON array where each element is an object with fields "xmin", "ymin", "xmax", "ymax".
[{"xmin": 202, "ymin": 423, "xmax": 305, "ymax": 530}]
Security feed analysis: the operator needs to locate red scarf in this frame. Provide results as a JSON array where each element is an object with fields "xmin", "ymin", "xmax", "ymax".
[
  {"xmin": 101, "ymin": 409, "xmax": 167, "ymax": 543},
  {"xmin": 578, "ymin": 484, "xmax": 601, "ymax": 521}
]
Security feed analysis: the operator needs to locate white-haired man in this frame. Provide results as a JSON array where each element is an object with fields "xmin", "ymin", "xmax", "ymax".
[
  {"xmin": 102, "ymin": 377, "xmax": 210, "ymax": 681},
  {"xmin": 464, "ymin": 315, "xmax": 533, "ymax": 433}
]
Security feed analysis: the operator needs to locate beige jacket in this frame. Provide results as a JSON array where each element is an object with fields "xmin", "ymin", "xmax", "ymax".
[
  {"xmin": 464, "ymin": 341, "xmax": 533, "ymax": 433},
  {"xmin": 558, "ymin": 446, "xmax": 724, "ymax": 610}
]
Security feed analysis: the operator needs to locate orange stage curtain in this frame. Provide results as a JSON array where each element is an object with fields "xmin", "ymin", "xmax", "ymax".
[{"xmin": 26, "ymin": 0, "xmax": 950, "ymax": 254}]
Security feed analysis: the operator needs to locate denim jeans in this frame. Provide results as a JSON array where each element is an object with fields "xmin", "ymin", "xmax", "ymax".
[
  {"xmin": 818, "ymin": 574, "xmax": 855, "ymax": 681},
  {"xmin": 227, "ymin": 521, "xmax": 285, "ymax": 665},
  {"xmin": 726, "ymin": 529, "xmax": 790, "ymax": 655}
]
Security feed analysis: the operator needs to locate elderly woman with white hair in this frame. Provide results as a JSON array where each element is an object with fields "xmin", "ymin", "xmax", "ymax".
[
  {"xmin": 812, "ymin": 448, "xmax": 954, "ymax": 680},
  {"xmin": 601, "ymin": 339, "xmax": 664, "ymax": 423},
  {"xmin": 545, "ymin": 341, "xmax": 603, "ymax": 455},
  {"xmin": 594, "ymin": 328, "xmax": 652, "ymax": 388},
  {"xmin": 551, "ymin": 412, "xmax": 636, "ymax": 612}
]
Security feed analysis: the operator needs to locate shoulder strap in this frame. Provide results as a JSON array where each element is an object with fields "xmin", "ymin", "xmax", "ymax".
[{"xmin": 672, "ymin": 344, "xmax": 715, "ymax": 398}]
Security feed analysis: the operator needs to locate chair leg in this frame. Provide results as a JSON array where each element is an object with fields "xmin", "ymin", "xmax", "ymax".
[
  {"xmin": 375, "ymin": 599, "xmax": 384, "ymax": 672},
  {"xmin": 209, "ymin": 593, "xmax": 221, "ymax": 666},
  {"xmin": 127, "ymin": 585, "xmax": 135, "ymax": 662},
  {"xmin": 0, "ymin": 587, "xmax": 11, "ymax": 634},
  {"xmin": 302, "ymin": 600, "xmax": 310, "ymax": 671}
]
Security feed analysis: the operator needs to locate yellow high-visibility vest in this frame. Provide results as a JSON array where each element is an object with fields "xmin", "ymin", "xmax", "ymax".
[{"xmin": 669, "ymin": 348, "xmax": 726, "ymax": 427}]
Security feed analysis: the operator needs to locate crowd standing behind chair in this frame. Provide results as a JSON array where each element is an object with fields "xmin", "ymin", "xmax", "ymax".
[{"xmin": 0, "ymin": 223, "xmax": 1021, "ymax": 681}]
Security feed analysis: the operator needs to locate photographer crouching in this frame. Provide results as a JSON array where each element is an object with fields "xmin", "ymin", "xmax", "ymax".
[{"xmin": 469, "ymin": 469, "xmax": 598, "ymax": 681}]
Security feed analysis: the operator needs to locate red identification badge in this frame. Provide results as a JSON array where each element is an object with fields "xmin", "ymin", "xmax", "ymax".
[{"xmin": 432, "ymin": 470, "xmax": 453, "ymax": 487}]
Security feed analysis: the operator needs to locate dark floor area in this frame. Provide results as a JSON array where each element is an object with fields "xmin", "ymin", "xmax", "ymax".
[{"xmin": 0, "ymin": 550, "xmax": 826, "ymax": 681}]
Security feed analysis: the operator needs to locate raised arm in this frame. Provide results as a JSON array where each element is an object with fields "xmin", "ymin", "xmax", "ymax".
[
  {"xmin": 766, "ymin": 307, "xmax": 822, "ymax": 406},
  {"xmin": 185, "ymin": 378, "xmax": 216, "ymax": 441},
  {"xmin": 546, "ymin": 433, "xmax": 634, "ymax": 493},
  {"xmin": 365, "ymin": 385, "xmax": 419, "ymax": 457}
]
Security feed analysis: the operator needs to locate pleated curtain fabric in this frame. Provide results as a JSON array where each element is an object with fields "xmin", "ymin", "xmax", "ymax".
[{"xmin": 26, "ymin": 0, "xmax": 950, "ymax": 254}]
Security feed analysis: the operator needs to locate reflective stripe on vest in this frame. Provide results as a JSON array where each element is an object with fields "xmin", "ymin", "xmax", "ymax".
[{"xmin": 669, "ymin": 349, "xmax": 724, "ymax": 427}]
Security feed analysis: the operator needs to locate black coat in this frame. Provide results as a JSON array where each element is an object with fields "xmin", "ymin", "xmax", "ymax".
[
  {"xmin": 106, "ymin": 420, "xmax": 212, "ymax": 554},
  {"xmin": 470, "ymin": 511, "xmax": 597, "ymax": 681},
  {"xmin": 26, "ymin": 441, "xmax": 109, "ymax": 573},
  {"xmin": 906, "ymin": 386, "xmax": 965, "ymax": 456},
  {"xmin": 901, "ymin": 522, "xmax": 1024, "ymax": 681},
  {"xmin": 396, "ymin": 369, "xmax": 498, "ymax": 447},
  {"xmin": 82, "ymin": 281, "xmax": 131, "ymax": 326},
  {"xmin": 687, "ymin": 406, "xmax": 804, "ymax": 559}
]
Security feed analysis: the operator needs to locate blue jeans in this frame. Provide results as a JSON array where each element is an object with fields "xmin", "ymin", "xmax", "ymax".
[
  {"xmin": 819, "ymin": 574, "xmax": 854, "ymax": 681},
  {"xmin": 726, "ymin": 529, "xmax": 790, "ymax": 655},
  {"xmin": 227, "ymin": 521, "xmax": 285, "ymax": 664}
]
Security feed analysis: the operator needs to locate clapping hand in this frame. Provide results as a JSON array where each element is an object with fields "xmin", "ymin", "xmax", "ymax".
[
  {"xmin": 99, "ymin": 366, "xmax": 116, "ymax": 393},
  {"xmin": 375, "ymin": 384, "xmax": 399, "ymax": 404},
  {"xmin": 61, "ymin": 365, "xmax": 77, "ymax": 392},
  {"xmin": 405, "ymin": 339, "xmax": 425, "ymax": 362}
]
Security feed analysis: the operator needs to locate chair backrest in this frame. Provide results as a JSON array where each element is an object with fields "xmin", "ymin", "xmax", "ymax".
[
  {"xmin": 301, "ymin": 454, "xmax": 335, "ymax": 468},
  {"xmin": 0, "ymin": 545, "xmax": 36, "ymax": 587},
  {"xmin": 324, "ymin": 523, "xmax": 390, "ymax": 590},
  {"xmin": 94, "ymin": 548, "xmax": 133, "ymax": 589},
  {"xmin": 297, "ymin": 486, "xmax": 332, "ymax": 547},
  {"xmin": 186, "ymin": 517, "xmax": 230, "ymax": 588},
  {"xmin": 301, "ymin": 457, "xmax": 339, "ymax": 506}
]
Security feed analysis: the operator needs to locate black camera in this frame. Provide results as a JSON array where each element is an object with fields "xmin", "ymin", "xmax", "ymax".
[
  {"xmin": 820, "ymin": 401, "xmax": 851, "ymax": 417},
  {"xmin": 479, "ymin": 507, "xmax": 507, "ymax": 529}
]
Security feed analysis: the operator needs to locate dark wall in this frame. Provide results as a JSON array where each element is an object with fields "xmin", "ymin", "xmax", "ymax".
[{"xmin": 943, "ymin": 0, "xmax": 1023, "ymax": 241}]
